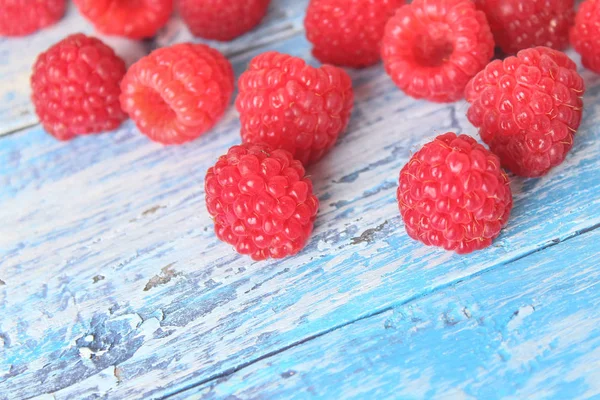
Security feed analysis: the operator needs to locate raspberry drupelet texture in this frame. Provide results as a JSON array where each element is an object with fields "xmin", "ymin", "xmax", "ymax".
[
  {"xmin": 0, "ymin": 0, "xmax": 66, "ymax": 37},
  {"xmin": 31, "ymin": 34, "xmax": 128, "ymax": 141},
  {"xmin": 570, "ymin": 0, "xmax": 600, "ymax": 74},
  {"xmin": 120, "ymin": 43, "xmax": 234, "ymax": 145},
  {"xmin": 398, "ymin": 133, "xmax": 513, "ymax": 254},
  {"xmin": 74, "ymin": 0, "xmax": 173, "ymax": 39},
  {"xmin": 304, "ymin": 0, "xmax": 404, "ymax": 68},
  {"xmin": 475, "ymin": 0, "xmax": 575, "ymax": 55},
  {"xmin": 205, "ymin": 144, "xmax": 319, "ymax": 261},
  {"xmin": 465, "ymin": 47, "xmax": 585, "ymax": 177},
  {"xmin": 236, "ymin": 52, "xmax": 354, "ymax": 166},
  {"xmin": 177, "ymin": 0, "xmax": 271, "ymax": 41},
  {"xmin": 381, "ymin": 0, "xmax": 494, "ymax": 103}
]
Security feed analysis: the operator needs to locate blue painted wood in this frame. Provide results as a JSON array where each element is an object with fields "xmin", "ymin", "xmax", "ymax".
[
  {"xmin": 0, "ymin": 0, "xmax": 307, "ymax": 136},
  {"xmin": 1, "ymin": 5, "xmax": 600, "ymax": 399},
  {"xmin": 173, "ymin": 228, "xmax": 600, "ymax": 400}
]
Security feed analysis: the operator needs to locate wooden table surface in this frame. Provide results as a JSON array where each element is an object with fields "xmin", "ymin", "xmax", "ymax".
[{"xmin": 1, "ymin": 2, "xmax": 600, "ymax": 399}]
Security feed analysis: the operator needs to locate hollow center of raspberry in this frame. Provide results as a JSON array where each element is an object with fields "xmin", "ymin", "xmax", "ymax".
[
  {"xmin": 134, "ymin": 87, "xmax": 176, "ymax": 126},
  {"xmin": 412, "ymin": 34, "xmax": 454, "ymax": 68}
]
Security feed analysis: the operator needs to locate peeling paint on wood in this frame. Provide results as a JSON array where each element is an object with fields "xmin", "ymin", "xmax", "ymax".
[
  {"xmin": 143, "ymin": 263, "xmax": 181, "ymax": 292},
  {"xmin": 141, "ymin": 205, "xmax": 165, "ymax": 216},
  {"xmin": 175, "ymin": 229, "xmax": 600, "ymax": 399},
  {"xmin": 350, "ymin": 220, "xmax": 390, "ymax": 245}
]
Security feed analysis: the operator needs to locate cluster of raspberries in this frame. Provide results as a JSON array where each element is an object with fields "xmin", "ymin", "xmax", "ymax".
[
  {"xmin": 7, "ymin": 0, "xmax": 599, "ymax": 259},
  {"xmin": 0, "ymin": 0, "xmax": 271, "ymax": 40}
]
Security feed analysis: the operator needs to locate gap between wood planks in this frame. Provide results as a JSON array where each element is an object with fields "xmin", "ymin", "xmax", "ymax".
[
  {"xmin": 0, "ymin": 122, "xmax": 39, "ymax": 138},
  {"xmin": 158, "ymin": 221, "xmax": 600, "ymax": 399},
  {"xmin": 0, "ymin": 26, "xmax": 305, "ymax": 140}
]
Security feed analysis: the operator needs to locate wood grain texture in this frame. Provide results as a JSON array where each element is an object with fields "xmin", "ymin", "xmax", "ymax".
[
  {"xmin": 0, "ymin": 0, "xmax": 307, "ymax": 136},
  {"xmin": 174, "ymin": 228, "xmax": 600, "ymax": 400},
  {"xmin": 1, "ymin": 30, "xmax": 600, "ymax": 398}
]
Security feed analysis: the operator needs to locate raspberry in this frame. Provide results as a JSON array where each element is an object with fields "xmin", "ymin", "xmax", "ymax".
[
  {"xmin": 398, "ymin": 133, "xmax": 512, "ymax": 254},
  {"xmin": 475, "ymin": 0, "xmax": 575, "ymax": 55},
  {"xmin": 236, "ymin": 52, "xmax": 354, "ymax": 166},
  {"xmin": 0, "ymin": 0, "xmax": 66, "ymax": 37},
  {"xmin": 570, "ymin": 0, "xmax": 600, "ymax": 74},
  {"xmin": 31, "ymin": 34, "xmax": 128, "ymax": 141},
  {"xmin": 205, "ymin": 144, "xmax": 319, "ymax": 260},
  {"xmin": 381, "ymin": 0, "xmax": 494, "ymax": 103},
  {"xmin": 74, "ymin": 0, "xmax": 173, "ymax": 39},
  {"xmin": 304, "ymin": 0, "xmax": 404, "ymax": 68},
  {"xmin": 120, "ymin": 43, "xmax": 234, "ymax": 145},
  {"xmin": 465, "ymin": 47, "xmax": 585, "ymax": 177},
  {"xmin": 177, "ymin": 0, "xmax": 271, "ymax": 41}
]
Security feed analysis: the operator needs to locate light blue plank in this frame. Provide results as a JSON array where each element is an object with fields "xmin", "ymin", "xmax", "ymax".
[
  {"xmin": 0, "ymin": 0, "xmax": 307, "ymax": 136},
  {"xmin": 174, "ymin": 228, "xmax": 600, "ymax": 400},
  {"xmin": 1, "ymin": 34, "xmax": 600, "ymax": 399}
]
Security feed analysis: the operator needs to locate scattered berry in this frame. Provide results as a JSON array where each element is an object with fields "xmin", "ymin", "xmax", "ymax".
[
  {"xmin": 177, "ymin": 0, "xmax": 271, "ymax": 41},
  {"xmin": 398, "ymin": 132, "xmax": 512, "ymax": 254},
  {"xmin": 31, "ymin": 34, "xmax": 127, "ymax": 141},
  {"xmin": 236, "ymin": 52, "xmax": 354, "ymax": 165},
  {"xmin": 475, "ymin": 0, "xmax": 575, "ymax": 55},
  {"xmin": 0, "ymin": 0, "xmax": 66, "ymax": 37},
  {"xmin": 120, "ymin": 43, "xmax": 234, "ymax": 145},
  {"xmin": 570, "ymin": 0, "xmax": 600, "ymax": 74},
  {"xmin": 381, "ymin": 0, "xmax": 494, "ymax": 103},
  {"xmin": 465, "ymin": 47, "xmax": 585, "ymax": 177},
  {"xmin": 205, "ymin": 143, "xmax": 319, "ymax": 260},
  {"xmin": 74, "ymin": 0, "xmax": 173, "ymax": 39},
  {"xmin": 304, "ymin": 0, "xmax": 404, "ymax": 68}
]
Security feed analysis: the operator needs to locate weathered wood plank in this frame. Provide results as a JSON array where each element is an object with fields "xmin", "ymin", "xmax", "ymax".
[
  {"xmin": 173, "ymin": 228, "xmax": 600, "ymax": 400},
  {"xmin": 0, "ymin": 0, "xmax": 307, "ymax": 136},
  {"xmin": 1, "ymin": 33, "xmax": 600, "ymax": 399}
]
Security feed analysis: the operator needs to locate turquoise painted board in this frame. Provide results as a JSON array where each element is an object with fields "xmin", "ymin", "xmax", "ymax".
[
  {"xmin": 1, "ymin": 2, "xmax": 600, "ymax": 399},
  {"xmin": 175, "ymin": 228, "xmax": 600, "ymax": 400}
]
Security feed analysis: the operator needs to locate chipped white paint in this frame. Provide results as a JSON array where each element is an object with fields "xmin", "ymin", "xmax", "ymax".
[{"xmin": 506, "ymin": 305, "xmax": 536, "ymax": 332}]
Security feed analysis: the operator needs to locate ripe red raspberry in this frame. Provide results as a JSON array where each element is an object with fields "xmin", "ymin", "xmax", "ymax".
[
  {"xmin": 177, "ymin": 0, "xmax": 271, "ymax": 41},
  {"xmin": 381, "ymin": 0, "xmax": 494, "ymax": 103},
  {"xmin": 398, "ymin": 133, "xmax": 512, "ymax": 254},
  {"xmin": 0, "ymin": 0, "xmax": 66, "ymax": 37},
  {"xmin": 570, "ymin": 0, "xmax": 600, "ymax": 74},
  {"xmin": 31, "ymin": 34, "xmax": 128, "ymax": 141},
  {"xmin": 74, "ymin": 0, "xmax": 173, "ymax": 39},
  {"xmin": 475, "ymin": 0, "xmax": 575, "ymax": 55},
  {"xmin": 465, "ymin": 47, "xmax": 585, "ymax": 177},
  {"xmin": 205, "ymin": 144, "xmax": 319, "ymax": 261},
  {"xmin": 120, "ymin": 43, "xmax": 234, "ymax": 145},
  {"xmin": 304, "ymin": 0, "xmax": 404, "ymax": 68},
  {"xmin": 236, "ymin": 52, "xmax": 354, "ymax": 166}
]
